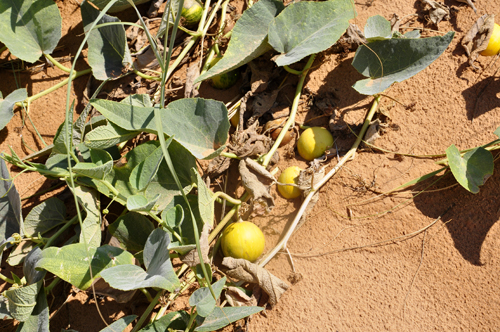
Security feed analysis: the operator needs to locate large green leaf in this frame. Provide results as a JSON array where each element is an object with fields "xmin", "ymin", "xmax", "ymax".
[
  {"xmin": 100, "ymin": 228, "xmax": 180, "ymax": 291},
  {"xmin": 16, "ymin": 287, "xmax": 49, "ymax": 332},
  {"xmin": 90, "ymin": 97, "xmax": 229, "ymax": 160},
  {"xmin": 446, "ymin": 145, "xmax": 494, "ymax": 194},
  {"xmin": 352, "ymin": 31, "xmax": 454, "ymax": 95},
  {"xmin": 129, "ymin": 139, "xmax": 172, "ymax": 191},
  {"xmin": 194, "ymin": 306, "xmax": 264, "ymax": 332},
  {"xmin": 126, "ymin": 194, "xmax": 160, "ymax": 213},
  {"xmin": 0, "ymin": 89, "xmax": 27, "ymax": 131},
  {"xmin": 3, "ymin": 280, "xmax": 42, "ymax": 322},
  {"xmin": 84, "ymin": 122, "xmax": 140, "ymax": 150},
  {"xmin": 81, "ymin": 1, "xmax": 131, "ymax": 80},
  {"xmin": 0, "ymin": 157, "xmax": 23, "ymax": 243},
  {"xmin": 108, "ymin": 212, "xmax": 155, "ymax": 252},
  {"xmin": 189, "ymin": 277, "xmax": 226, "ymax": 317},
  {"xmin": 195, "ymin": 0, "xmax": 284, "ymax": 83},
  {"xmin": 36, "ymin": 244, "xmax": 135, "ymax": 290},
  {"xmin": 0, "ymin": 0, "xmax": 61, "ymax": 63},
  {"xmin": 191, "ymin": 169, "xmax": 214, "ymax": 227},
  {"xmin": 268, "ymin": 0, "xmax": 355, "ymax": 66},
  {"xmin": 73, "ymin": 148, "xmax": 113, "ymax": 180},
  {"xmin": 73, "ymin": 186, "xmax": 101, "ymax": 247},
  {"xmin": 99, "ymin": 315, "xmax": 137, "ymax": 332},
  {"xmin": 24, "ymin": 197, "xmax": 66, "ymax": 237}
]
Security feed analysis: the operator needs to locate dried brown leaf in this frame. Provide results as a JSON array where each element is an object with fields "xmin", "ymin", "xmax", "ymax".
[
  {"xmin": 462, "ymin": 14, "xmax": 495, "ymax": 68},
  {"xmin": 238, "ymin": 158, "xmax": 274, "ymax": 215},
  {"xmin": 222, "ymin": 257, "xmax": 290, "ymax": 308},
  {"xmin": 185, "ymin": 63, "xmax": 200, "ymax": 98},
  {"xmin": 225, "ymin": 286, "xmax": 258, "ymax": 307},
  {"xmin": 420, "ymin": 0, "xmax": 450, "ymax": 25},
  {"xmin": 180, "ymin": 223, "xmax": 211, "ymax": 267}
]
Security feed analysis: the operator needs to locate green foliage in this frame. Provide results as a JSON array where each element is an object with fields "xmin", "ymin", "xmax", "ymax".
[
  {"xmin": 108, "ymin": 212, "xmax": 155, "ymax": 252},
  {"xmin": 81, "ymin": 1, "xmax": 131, "ymax": 80},
  {"xmin": 352, "ymin": 16, "xmax": 454, "ymax": 95},
  {"xmin": 268, "ymin": 0, "xmax": 355, "ymax": 66},
  {"xmin": 0, "ymin": 0, "xmax": 61, "ymax": 63},
  {"xmin": 100, "ymin": 228, "xmax": 180, "ymax": 291},
  {"xmin": 0, "ymin": 157, "xmax": 23, "ymax": 245},
  {"xmin": 446, "ymin": 145, "xmax": 494, "ymax": 194},
  {"xmin": 189, "ymin": 277, "xmax": 226, "ymax": 317},
  {"xmin": 99, "ymin": 315, "xmax": 137, "ymax": 332},
  {"xmin": 195, "ymin": 0, "xmax": 285, "ymax": 83},
  {"xmin": 194, "ymin": 306, "xmax": 264, "ymax": 331},
  {"xmin": 0, "ymin": 89, "xmax": 27, "ymax": 131},
  {"xmin": 24, "ymin": 197, "xmax": 66, "ymax": 238}
]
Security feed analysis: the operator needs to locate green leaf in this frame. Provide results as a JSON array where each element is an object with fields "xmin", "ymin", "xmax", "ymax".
[
  {"xmin": 0, "ymin": 89, "xmax": 27, "ymax": 131},
  {"xmin": 194, "ymin": 306, "xmax": 264, "ymax": 332},
  {"xmin": 139, "ymin": 311, "xmax": 189, "ymax": 331},
  {"xmin": 446, "ymin": 145, "xmax": 494, "ymax": 194},
  {"xmin": 0, "ymin": 0, "xmax": 61, "ymax": 63},
  {"xmin": 99, "ymin": 315, "xmax": 137, "ymax": 332},
  {"xmin": 4, "ymin": 280, "xmax": 42, "ymax": 322},
  {"xmin": 101, "ymin": 228, "xmax": 180, "ymax": 291},
  {"xmin": 87, "ymin": 0, "xmax": 150, "ymax": 13},
  {"xmin": 352, "ymin": 31, "xmax": 454, "ymax": 95},
  {"xmin": 84, "ymin": 122, "xmax": 140, "ymax": 150},
  {"xmin": 81, "ymin": 1, "xmax": 131, "ymax": 80},
  {"xmin": 7, "ymin": 241, "xmax": 35, "ymax": 267},
  {"xmin": 52, "ymin": 104, "xmax": 74, "ymax": 155},
  {"xmin": 90, "ymin": 97, "xmax": 229, "ymax": 160},
  {"xmin": 36, "ymin": 244, "xmax": 134, "ymax": 290},
  {"xmin": 494, "ymin": 126, "xmax": 500, "ymax": 138},
  {"xmin": 23, "ymin": 247, "xmax": 46, "ymax": 285},
  {"xmin": 24, "ymin": 197, "xmax": 66, "ymax": 237},
  {"xmin": 16, "ymin": 283, "xmax": 49, "ymax": 332},
  {"xmin": 108, "ymin": 212, "xmax": 155, "ymax": 252},
  {"xmin": 364, "ymin": 15, "xmax": 392, "ymax": 41},
  {"xmin": 195, "ymin": 0, "xmax": 284, "ymax": 83},
  {"xmin": 0, "ymin": 157, "xmax": 23, "ymax": 243},
  {"xmin": 73, "ymin": 186, "xmax": 101, "ymax": 247},
  {"xmin": 164, "ymin": 195, "xmax": 203, "ymax": 246},
  {"xmin": 268, "ymin": 0, "xmax": 355, "ymax": 66},
  {"xmin": 191, "ymin": 169, "xmax": 214, "ymax": 227},
  {"xmin": 189, "ymin": 277, "xmax": 225, "ymax": 317},
  {"xmin": 73, "ymin": 149, "xmax": 113, "ymax": 180},
  {"xmin": 129, "ymin": 140, "xmax": 172, "ymax": 191},
  {"xmin": 126, "ymin": 194, "xmax": 160, "ymax": 212},
  {"xmin": 162, "ymin": 204, "xmax": 184, "ymax": 231},
  {"xmin": 0, "ymin": 296, "xmax": 12, "ymax": 320}
]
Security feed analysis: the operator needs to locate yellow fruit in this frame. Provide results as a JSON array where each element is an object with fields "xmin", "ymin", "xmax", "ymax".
[
  {"xmin": 230, "ymin": 111, "xmax": 239, "ymax": 127},
  {"xmin": 221, "ymin": 221, "xmax": 265, "ymax": 262},
  {"xmin": 264, "ymin": 119, "xmax": 295, "ymax": 147},
  {"xmin": 278, "ymin": 166, "xmax": 302, "ymax": 199},
  {"xmin": 297, "ymin": 127, "xmax": 334, "ymax": 161},
  {"xmin": 481, "ymin": 23, "xmax": 500, "ymax": 56}
]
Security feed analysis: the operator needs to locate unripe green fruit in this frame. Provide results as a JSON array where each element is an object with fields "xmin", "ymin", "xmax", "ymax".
[{"xmin": 181, "ymin": 0, "xmax": 203, "ymax": 25}]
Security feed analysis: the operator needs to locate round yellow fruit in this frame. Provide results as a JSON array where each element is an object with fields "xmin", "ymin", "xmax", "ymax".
[
  {"xmin": 278, "ymin": 166, "xmax": 302, "ymax": 199},
  {"xmin": 230, "ymin": 111, "xmax": 239, "ymax": 127},
  {"xmin": 297, "ymin": 127, "xmax": 334, "ymax": 161},
  {"xmin": 481, "ymin": 23, "xmax": 500, "ymax": 56},
  {"xmin": 221, "ymin": 221, "xmax": 265, "ymax": 262}
]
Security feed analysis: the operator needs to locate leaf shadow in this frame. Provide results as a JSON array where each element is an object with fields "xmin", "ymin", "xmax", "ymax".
[
  {"xmin": 462, "ymin": 76, "xmax": 500, "ymax": 120},
  {"xmin": 412, "ymin": 165, "xmax": 500, "ymax": 265}
]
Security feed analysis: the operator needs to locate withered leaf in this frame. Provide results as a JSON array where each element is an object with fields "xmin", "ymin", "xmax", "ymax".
[
  {"xmin": 462, "ymin": 14, "xmax": 495, "ymax": 69},
  {"xmin": 420, "ymin": 0, "xmax": 450, "ymax": 26},
  {"xmin": 238, "ymin": 158, "xmax": 275, "ymax": 215},
  {"xmin": 184, "ymin": 63, "xmax": 200, "ymax": 98},
  {"xmin": 222, "ymin": 257, "xmax": 289, "ymax": 308},
  {"xmin": 225, "ymin": 286, "xmax": 258, "ymax": 307},
  {"xmin": 180, "ymin": 223, "xmax": 211, "ymax": 267},
  {"xmin": 456, "ymin": 0, "xmax": 477, "ymax": 13}
]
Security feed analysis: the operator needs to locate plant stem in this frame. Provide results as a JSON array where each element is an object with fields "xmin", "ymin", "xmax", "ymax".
[
  {"xmin": 220, "ymin": 151, "xmax": 240, "ymax": 159},
  {"xmin": 140, "ymin": 288, "xmax": 154, "ymax": 302},
  {"xmin": 211, "ymin": 191, "xmax": 241, "ymax": 205},
  {"xmin": 258, "ymin": 95, "xmax": 382, "ymax": 267},
  {"xmin": 0, "ymin": 273, "xmax": 16, "ymax": 284},
  {"xmin": 131, "ymin": 290, "xmax": 163, "ymax": 332},
  {"xmin": 261, "ymin": 54, "xmax": 316, "ymax": 168},
  {"xmin": 147, "ymin": 211, "xmax": 183, "ymax": 243},
  {"xmin": 15, "ymin": 68, "xmax": 92, "ymax": 107},
  {"xmin": 44, "ymin": 54, "xmax": 72, "ymax": 73},
  {"xmin": 133, "ymin": 69, "xmax": 161, "ymax": 81},
  {"xmin": 44, "ymin": 216, "xmax": 78, "ymax": 249},
  {"xmin": 45, "ymin": 277, "xmax": 61, "ymax": 294}
]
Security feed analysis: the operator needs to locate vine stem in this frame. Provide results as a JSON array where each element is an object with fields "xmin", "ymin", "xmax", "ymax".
[
  {"xmin": 261, "ymin": 54, "xmax": 316, "ymax": 168},
  {"xmin": 258, "ymin": 95, "xmax": 382, "ymax": 267},
  {"xmin": 131, "ymin": 290, "xmax": 163, "ymax": 332}
]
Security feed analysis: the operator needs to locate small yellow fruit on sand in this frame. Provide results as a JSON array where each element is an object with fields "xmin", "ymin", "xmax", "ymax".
[
  {"xmin": 297, "ymin": 127, "xmax": 334, "ymax": 161},
  {"xmin": 481, "ymin": 23, "xmax": 500, "ymax": 56},
  {"xmin": 278, "ymin": 166, "xmax": 302, "ymax": 199},
  {"xmin": 221, "ymin": 221, "xmax": 265, "ymax": 262}
]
